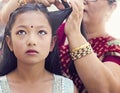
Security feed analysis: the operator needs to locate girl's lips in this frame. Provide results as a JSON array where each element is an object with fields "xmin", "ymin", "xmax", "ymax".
[{"xmin": 26, "ymin": 49, "xmax": 38, "ymax": 55}]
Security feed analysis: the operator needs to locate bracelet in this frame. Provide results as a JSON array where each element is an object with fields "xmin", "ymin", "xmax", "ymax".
[
  {"xmin": 70, "ymin": 42, "xmax": 93, "ymax": 61},
  {"xmin": 17, "ymin": 0, "xmax": 27, "ymax": 7}
]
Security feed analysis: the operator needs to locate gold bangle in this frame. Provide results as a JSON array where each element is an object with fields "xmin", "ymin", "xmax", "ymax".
[
  {"xmin": 70, "ymin": 42, "xmax": 93, "ymax": 61},
  {"xmin": 17, "ymin": 0, "xmax": 27, "ymax": 7},
  {"xmin": 71, "ymin": 42, "xmax": 90, "ymax": 52}
]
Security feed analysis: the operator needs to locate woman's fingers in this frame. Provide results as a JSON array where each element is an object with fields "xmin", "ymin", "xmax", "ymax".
[
  {"xmin": 65, "ymin": 0, "xmax": 84, "ymax": 35},
  {"xmin": 54, "ymin": 0, "xmax": 65, "ymax": 9},
  {"xmin": 33, "ymin": 0, "xmax": 64, "ymax": 9}
]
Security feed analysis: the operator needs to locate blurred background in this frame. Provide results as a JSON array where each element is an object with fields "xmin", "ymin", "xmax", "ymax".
[{"xmin": 106, "ymin": 2, "xmax": 120, "ymax": 39}]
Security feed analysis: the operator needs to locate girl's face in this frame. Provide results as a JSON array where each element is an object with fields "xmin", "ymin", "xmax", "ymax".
[
  {"xmin": 6, "ymin": 11, "xmax": 55, "ymax": 64},
  {"xmin": 83, "ymin": 0, "xmax": 116, "ymax": 25}
]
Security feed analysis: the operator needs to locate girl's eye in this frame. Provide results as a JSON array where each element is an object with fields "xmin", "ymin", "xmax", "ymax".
[
  {"xmin": 16, "ymin": 30, "xmax": 26, "ymax": 35},
  {"xmin": 38, "ymin": 30, "xmax": 47, "ymax": 35}
]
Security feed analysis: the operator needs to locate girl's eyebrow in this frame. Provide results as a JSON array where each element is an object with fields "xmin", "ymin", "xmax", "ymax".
[{"xmin": 17, "ymin": 25, "xmax": 27, "ymax": 28}]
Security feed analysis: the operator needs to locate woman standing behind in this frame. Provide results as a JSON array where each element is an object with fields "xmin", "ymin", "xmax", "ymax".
[{"xmin": 57, "ymin": 0, "xmax": 120, "ymax": 92}]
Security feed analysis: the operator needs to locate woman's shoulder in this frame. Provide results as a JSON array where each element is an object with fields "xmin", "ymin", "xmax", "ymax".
[
  {"xmin": 53, "ymin": 74, "xmax": 74, "ymax": 93},
  {"xmin": 107, "ymin": 39, "xmax": 120, "ymax": 46}
]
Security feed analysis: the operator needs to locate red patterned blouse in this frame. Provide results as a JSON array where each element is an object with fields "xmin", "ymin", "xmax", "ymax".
[{"xmin": 57, "ymin": 23, "xmax": 120, "ymax": 92}]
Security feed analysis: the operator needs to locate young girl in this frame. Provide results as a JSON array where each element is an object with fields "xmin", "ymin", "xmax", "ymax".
[{"xmin": 0, "ymin": 3, "xmax": 78, "ymax": 93}]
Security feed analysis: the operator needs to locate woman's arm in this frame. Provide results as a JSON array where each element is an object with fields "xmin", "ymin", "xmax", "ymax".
[
  {"xmin": 74, "ymin": 85, "xmax": 78, "ymax": 93},
  {"xmin": 0, "ymin": 0, "xmax": 64, "ymax": 24},
  {"xmin": 1, "ymin": 0, "xmax": 19, "ymax": 24},
  {"xmin": 65, "ymin": 0, "xmax": 120, "ymax": 93}
]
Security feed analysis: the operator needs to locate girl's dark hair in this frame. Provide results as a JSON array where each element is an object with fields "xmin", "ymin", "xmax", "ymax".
[{"xmin": 0, "ymin": 3, "xmax": 72, "ymax": 76}]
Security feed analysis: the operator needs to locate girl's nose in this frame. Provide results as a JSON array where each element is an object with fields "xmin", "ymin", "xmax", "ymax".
[{"xmin": 26, "ymin": 34, "xmax": 36, "ymax": 46}]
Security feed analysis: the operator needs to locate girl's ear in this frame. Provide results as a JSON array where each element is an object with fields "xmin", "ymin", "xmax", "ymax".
[
  {"xmin": 50, "ymin": 36, "xmax": 57, "ymax": 52},
  {"xmin": 6, "ymin": 35, "xmax": 13, "ymax": 51}
]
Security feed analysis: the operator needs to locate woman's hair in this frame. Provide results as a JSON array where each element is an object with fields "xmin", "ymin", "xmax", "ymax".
[
  {"xmin": 0, "ymin": 3, "xmax": 72, "ymax": 76},
  {"xmin": 108, "ymin": 0, "xmax": 116, "ymax": 4}
]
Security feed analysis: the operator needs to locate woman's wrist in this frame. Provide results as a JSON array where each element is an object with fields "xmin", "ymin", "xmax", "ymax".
[
  {"xmin": 70, "ymin": 42, "xmax": 93, "ymax": 61},
  {"xmin": 67, "ymin": 32, "xmax": 87, "ymax": 48}
]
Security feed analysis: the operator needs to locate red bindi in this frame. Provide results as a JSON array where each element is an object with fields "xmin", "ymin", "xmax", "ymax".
[{"xmin": 31, "ymin": 25, "xmax": 33, "ymax": 28}]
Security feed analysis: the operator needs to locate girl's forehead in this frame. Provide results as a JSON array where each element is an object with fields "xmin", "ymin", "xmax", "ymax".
[
  {"xmin": 17, "ymin": 11, "xmax": 46, "ymax": 19},
  {"xmin": 14, "ymin": 11, "xmax": 50, "ymax": 27}
]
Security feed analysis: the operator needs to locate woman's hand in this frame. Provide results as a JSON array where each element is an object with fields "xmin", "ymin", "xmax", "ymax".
[
  {"xmin": 31, "ymin": 0, "xmax": 65, "ymax": 9},
  {"xmin": 64, "ymin": 0, "xmax": 84, "ymax": 36}
]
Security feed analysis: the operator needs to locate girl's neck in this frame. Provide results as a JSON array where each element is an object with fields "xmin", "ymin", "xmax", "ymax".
[{"xmin": 7, "ymin": 63, "xmax": 52, "ymax": 84}]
